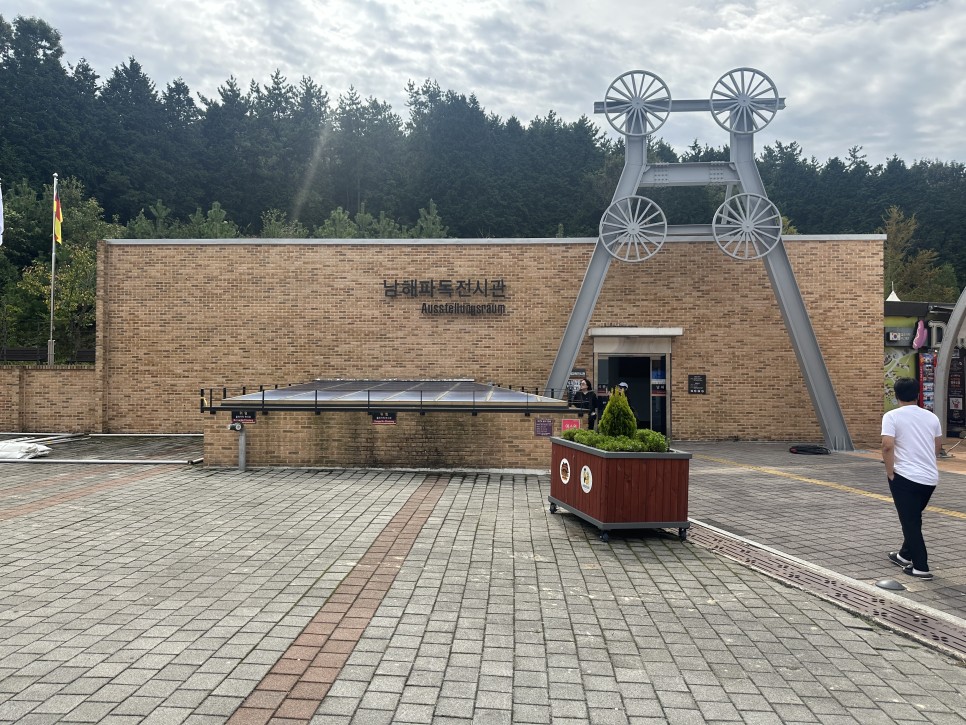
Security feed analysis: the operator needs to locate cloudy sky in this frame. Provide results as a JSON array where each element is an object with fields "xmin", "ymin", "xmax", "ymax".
[{"xmin": 10, "ymin": 0, "xmax": 966, "ymax": 165}]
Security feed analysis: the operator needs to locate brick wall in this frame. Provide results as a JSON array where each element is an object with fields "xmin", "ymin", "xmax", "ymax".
[
  {"xmin": 203, "ymin": 411, "xmax": 570, "ymax": 469},
  {"xmin": 0, "ymin": 368, "xmax": 18, "ymax": 430},
  {"xmin": 86, "ymin": 236, "xmax": 881, "ymax": 464},
  {"xmin": 0, "ymin": 366, "xmax": 97, "ymax": 432}
]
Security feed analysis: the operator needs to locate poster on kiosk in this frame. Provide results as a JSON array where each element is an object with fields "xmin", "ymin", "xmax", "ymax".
[
  {"xmin": 948, "ymin": 349, "xmax": 966, "ymax": 430},
  {"xmin": 919, "ymin": 351, "xmax": 936, "ymax": 411}
]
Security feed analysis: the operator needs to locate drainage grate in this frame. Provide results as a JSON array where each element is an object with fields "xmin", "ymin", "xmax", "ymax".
[{"xmin": 688, "ymin": 522, "xmax": 966, "ymax": 661}]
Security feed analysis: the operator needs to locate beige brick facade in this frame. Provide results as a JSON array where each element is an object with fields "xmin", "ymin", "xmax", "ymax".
[
  {"xmin": 4, "ymin": 235, "xmax": 883, "ymax": 468},
  {"xmin": 202, "ymin": 411, "xmax": 568, "ymax": 468},
  {"xmin": 0, "ymin": 366, "xmax": 97, "ymax": 433}
]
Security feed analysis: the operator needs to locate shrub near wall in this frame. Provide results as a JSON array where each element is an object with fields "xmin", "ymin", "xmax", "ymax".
[{"xmin": 203, "ymin": 411, "xmax": 568, "ymax": 469}]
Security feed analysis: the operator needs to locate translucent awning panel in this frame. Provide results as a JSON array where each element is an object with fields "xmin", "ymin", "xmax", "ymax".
[{"xmin": 216, "ymin": 379, "xmax": 569, "ymax": 413}]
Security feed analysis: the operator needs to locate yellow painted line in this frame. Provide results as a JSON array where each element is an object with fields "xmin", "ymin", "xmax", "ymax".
[{"xmin": 693, "ymin": 453, "xmax": 966, "ymax": 521}]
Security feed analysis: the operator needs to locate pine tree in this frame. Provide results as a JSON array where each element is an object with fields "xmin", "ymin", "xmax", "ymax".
[{"xmin": 598, "ymin": 389, "xmax": 637, "ymax": 438}]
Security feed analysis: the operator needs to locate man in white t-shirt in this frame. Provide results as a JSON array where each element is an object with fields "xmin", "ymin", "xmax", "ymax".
[{"xmin": 881, "ymin": 377, "xmax": 944, "ymax": 580}]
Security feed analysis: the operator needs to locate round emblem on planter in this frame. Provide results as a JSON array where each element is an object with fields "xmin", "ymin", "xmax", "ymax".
[
  {"xmin": 580, "ymin": 465, "xmax": 593, "ymax": 493},
  {"xmin": 559, "ymin": 458, "xmax": 571, "ymax": 484}
]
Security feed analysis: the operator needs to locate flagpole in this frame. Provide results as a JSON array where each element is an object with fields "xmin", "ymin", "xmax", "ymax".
[{"xmin": 48, "ymin": 173, "xmax": 58, "ymax": 365}]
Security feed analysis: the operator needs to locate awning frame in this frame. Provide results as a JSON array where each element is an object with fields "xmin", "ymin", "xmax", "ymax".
[{"xmin": 200, "ymin": 379, "xmax": 573, "ymax": 417}]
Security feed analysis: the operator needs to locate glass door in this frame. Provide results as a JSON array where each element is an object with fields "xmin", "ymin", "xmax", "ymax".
[
  {"xmin": 650, "ymin": 356, "xmax": 667, "ymax": 435},
  {"xmin": 596, "ymin": 354, "xmax": 669, "ymax": 432}
]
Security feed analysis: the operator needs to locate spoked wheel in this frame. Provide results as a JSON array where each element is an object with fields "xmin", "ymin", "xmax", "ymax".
[
  {"xmin": 710, "ymin": 67, "xmax": 780, "ymax": 134},
  {"xmin": 599, "ymin": 196, "xmax": 667, "ymax": 262},
  {"xmin": 603, "ymin": 70, "xmax": 671, "ymax": 137},
  {"xmin": 712, "ymin": 193, "xmax": 782, "ymax": 260}
]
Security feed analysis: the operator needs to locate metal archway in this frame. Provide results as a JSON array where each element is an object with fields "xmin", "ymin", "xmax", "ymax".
[
  {"xmin": 933, "ymin": 287, "xmax": 966, "ymax": 438},
  {"xmin": 546, "ymin": 68, "xmax": 854, "ymax": 451}
]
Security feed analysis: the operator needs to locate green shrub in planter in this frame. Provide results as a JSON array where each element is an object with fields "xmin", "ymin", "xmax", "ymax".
[
  {"xmin": 598, "ymin": 388, "xmax": 637, "ymax": 438},
  {"xmin": 636, "ymin": 427, "xmax": 669, "ymax": 453},
  {"xmin": 570, "ymin": 429, "xmax": 602, "ymax": 447},
  {"xmin": 560, "ymin": 393, "xmax": 669, "ymax": 453}
]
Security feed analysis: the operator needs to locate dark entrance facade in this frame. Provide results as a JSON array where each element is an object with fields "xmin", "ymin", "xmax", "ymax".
[
  {"xmin": 598, "ymin": 354, "xmax": 668, "ymax": 434},
  {"xmin": 591, "ymin": 327, "xmax": 679, "ymax": 438}
]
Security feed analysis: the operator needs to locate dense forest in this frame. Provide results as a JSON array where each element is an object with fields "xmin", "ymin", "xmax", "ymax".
[{"xmin": 2, "ymin": 14, "xmax": 966, "ymax": 358}]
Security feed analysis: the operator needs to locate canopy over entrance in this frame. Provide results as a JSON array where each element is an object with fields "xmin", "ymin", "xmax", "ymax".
[{"xmin": 208, "ymin": 379, "xmax": 570, "ymax": 415}]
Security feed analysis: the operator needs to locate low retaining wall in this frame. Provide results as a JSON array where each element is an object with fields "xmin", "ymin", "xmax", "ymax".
[
  {"xmin": 0, "ymin": 366, "xmax": 98, "ymax": 433},
  {"xmin": 203, "ymin": 411, "xmax": 574, "ymax": 469}
]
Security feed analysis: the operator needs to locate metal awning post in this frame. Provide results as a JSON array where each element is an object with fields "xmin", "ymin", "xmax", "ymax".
[{"xmin": 238, "ymin": 424, "xmax": 246, "ymax": 472}]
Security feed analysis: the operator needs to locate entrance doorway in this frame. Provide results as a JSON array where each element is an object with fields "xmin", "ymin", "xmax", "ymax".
[
  {"xmin": 597, "ymin": 354, "xmax": 668, "ymax": 435},
  {"xmin": 591, "ymin": 327, "xmax": 681, "ymax": 439}
]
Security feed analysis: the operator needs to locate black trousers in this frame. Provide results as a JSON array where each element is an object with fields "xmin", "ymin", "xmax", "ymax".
[{"xmin": 889, "ymin": 472, "xmax": 936, "ymax": 571}]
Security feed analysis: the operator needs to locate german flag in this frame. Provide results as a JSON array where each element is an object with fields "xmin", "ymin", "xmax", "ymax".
[{"xmin": 53, "ymin": 191, "xmax": 62, "ymax": 244}]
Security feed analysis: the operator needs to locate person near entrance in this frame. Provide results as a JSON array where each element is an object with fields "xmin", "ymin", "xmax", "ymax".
[
  {"xmin": 573, "ymin": 377, "xmax": 599, "ymax": 430},
  {"xmin": 617, "ymin": 381, "xmax": 640, "ymax": 428},
  {"xmin": 881, "ymin": 377, "xmax": 943, "ymax": 581}
]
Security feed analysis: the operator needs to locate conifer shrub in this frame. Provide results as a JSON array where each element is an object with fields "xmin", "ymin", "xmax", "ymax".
[
  {"xmin": 598, "ymin": 388, "xmax": 638, "ymax": 438},
  {"xmin": 560, "ymin": 389, "xmax": 669, "ymax": 452}
]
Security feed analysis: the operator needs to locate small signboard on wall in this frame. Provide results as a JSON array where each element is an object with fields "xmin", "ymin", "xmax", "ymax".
[
  {"xmin": 562, "ymin": 419, "xmax": 580, "ymax": 431},
  {"xmin": 534, "ymin": 418, "xmax": 554, "ymax": 437},
  {"xmin": 688, "ymin": 375, "xmax": 707, "ymax": 394},
  {"xmin": 371, "ymin": 412, "xmax": 397, "ymax": 425},
  {"xmin": 885, "ymin": 327, "xmax": 914, "ymax": 347},
  {"xmin": 231, "ymin": 410, "xmax": 257, "ymax": 423}
]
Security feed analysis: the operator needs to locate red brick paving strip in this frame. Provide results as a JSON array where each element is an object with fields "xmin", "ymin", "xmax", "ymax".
[
  {"xmin": 0, "ymin": 465, "xmax": 138, "ymax": 501},
  {"xmin": 0, "ymin": 466, "xmax": 168, "ymax": 521},
  {"xmin": 228, "ymin": 474, "xmax": 449, "ymax": 725}
]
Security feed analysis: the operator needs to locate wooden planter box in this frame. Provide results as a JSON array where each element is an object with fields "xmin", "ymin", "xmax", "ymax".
[{"xmin": 549, "ymin": 437, "xmax": 691, "ymax": 541}]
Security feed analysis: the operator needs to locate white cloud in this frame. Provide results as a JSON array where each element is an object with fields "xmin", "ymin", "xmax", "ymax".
[{"xmin": 8, "ymin": 0, "xmax": 966, "ymax": 163}]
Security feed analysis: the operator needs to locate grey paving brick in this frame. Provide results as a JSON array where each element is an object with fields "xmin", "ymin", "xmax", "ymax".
[
  {"xmin": 60, "ymin": 700, "xmax": 117, "ymax": 722},
  {"xmin": 0, "ymin": 699, "xmax": 39, "ymax": 721},
  {"xmin": 347, "ymin": 708, "xmax": 394, "ymax": 724},
  {"xmin": 511, "ymin": 702, "xmax": 551, "ymax": 723},
  {"xmin": 391, "ymin": 702, "xmax": 435, "ymax": 723},
  {"xmin": 4, "ymin": 457, "xmax": 966, "ymax": 725}
]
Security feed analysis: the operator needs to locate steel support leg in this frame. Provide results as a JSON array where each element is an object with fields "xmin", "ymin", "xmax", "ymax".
[
  {"xmin": 546, "ymin": 136, "xmax": 647, "ymax": 394},
  {"xmin": 732, "ymin": 133, "xmax": 853, "ymax": 451}
]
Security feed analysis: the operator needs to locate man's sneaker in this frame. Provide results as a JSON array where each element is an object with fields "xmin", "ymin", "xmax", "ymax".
[
  {"xmin": 903, "ymin": 566, "xmax": 934, "ymax": 581},
  {"xmin": 889, "ymin": 551, "xmax": 912, "ymax": 567}
]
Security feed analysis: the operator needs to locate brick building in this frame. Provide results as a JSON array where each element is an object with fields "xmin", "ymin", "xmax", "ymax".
[{"xmin": 1, "ymin": 234, "xmax": 883, "ymax": 468}]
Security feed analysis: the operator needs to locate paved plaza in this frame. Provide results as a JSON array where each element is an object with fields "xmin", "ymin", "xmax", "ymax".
[{"xmin": 1, "ymin": 436, "xmax": 966, "ymax": 723}]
